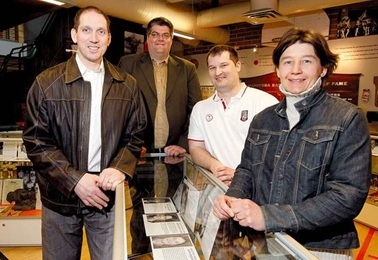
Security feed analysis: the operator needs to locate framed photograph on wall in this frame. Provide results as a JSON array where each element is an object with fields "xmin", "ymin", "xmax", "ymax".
[
  {"xmin": 336, "ymin": 7, "xmax": 378, "ymax": 39},
  {"xmin": 124, "ymin": 32, "xmax": 144, "ymax": 55}
]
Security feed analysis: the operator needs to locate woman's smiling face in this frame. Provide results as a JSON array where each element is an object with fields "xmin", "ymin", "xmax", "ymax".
[{"xmin": 276, "ymin": 42, "xmax": 327, "ymax": 94}]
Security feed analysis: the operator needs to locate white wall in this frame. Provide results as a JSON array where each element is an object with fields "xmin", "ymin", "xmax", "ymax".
[{"xmin": 328, "ymin": 35, "xmax": 378, "ymax": 113}]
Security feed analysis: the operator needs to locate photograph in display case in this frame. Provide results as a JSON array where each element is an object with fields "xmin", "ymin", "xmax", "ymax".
[
  {"xmin": 1, "ymin": 178, "xmax": 24, "ymax": 205},
  {"xmin": 367, "ymin": 189, "xmax": 378, "ymax": 207},
  {"xmin": 17, "ymin": 166, "xmax": 37, "ymax": 191}
]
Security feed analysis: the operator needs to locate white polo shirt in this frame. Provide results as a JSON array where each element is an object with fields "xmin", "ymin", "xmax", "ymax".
[{"xmin": 188, "ymin": 83, "xmax": 278, "ymax": 169}]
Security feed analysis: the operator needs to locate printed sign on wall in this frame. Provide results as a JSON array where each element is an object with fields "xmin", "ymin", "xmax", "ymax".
[{"xmin": 242, "ymin": 73, "xmax": 361, "ymax": 105}]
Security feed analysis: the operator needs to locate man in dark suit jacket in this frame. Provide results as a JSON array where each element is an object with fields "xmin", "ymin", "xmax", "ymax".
[{"xmin": 118, "ymin": 17, "xmax": 202, "ymax": 156}]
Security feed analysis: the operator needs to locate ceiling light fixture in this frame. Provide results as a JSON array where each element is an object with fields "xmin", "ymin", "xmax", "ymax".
[
  {"xmin": 41, "ymin": 0, "xmax": 65, "ymax": 6},
  {"xmin": 173, "ymin": 31, "xmax": 195, "ymax": 40}
]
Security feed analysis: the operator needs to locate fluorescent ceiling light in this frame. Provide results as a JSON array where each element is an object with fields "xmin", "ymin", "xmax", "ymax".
[
  {"xmin": 173, "ymin": 32, "xmax": 195, "ymax": 40},
  {"xmin": 41, "ymin": 0, "xmax": 65, "ymax": 6}
]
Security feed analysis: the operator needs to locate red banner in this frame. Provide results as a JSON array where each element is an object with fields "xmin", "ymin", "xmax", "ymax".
[{"xmin": 242, "ymin": 73, "xmax": 362, "ymax": 105}]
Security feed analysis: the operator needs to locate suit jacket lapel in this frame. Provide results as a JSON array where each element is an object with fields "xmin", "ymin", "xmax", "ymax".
[
  {"xmin": 140, "ymin": 53, "xmax": 157, "ymax": 96},
  {"xmin": 166, "ymin": 56, "xmax": 180, "ymax": 99}
]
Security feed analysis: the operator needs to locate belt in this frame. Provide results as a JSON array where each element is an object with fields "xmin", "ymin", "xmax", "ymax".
[
  {"xmin": 153, "ymin": 148, "xmax": 164, "ymax": 153},
  {"xmin": 143, "ymin": 147, "xmax": 166, "ymax": 158}
]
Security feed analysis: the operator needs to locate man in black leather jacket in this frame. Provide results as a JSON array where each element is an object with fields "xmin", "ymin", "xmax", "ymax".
[{"xmin": 22, "ymin": 6, "xmax": 147, "ymax": 260}]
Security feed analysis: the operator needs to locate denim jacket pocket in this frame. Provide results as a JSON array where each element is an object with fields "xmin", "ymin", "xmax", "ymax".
[
  {"xmin": 300, "ymin": 129, "xmax": 336, "ymax": 171},
  {"xmin": 247, "ymin": 132, "xmax": 271, "ymax": 166}
]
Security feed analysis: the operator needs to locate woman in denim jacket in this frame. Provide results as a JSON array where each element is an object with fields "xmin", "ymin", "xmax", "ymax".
[{"xmin": 213, "ymin": 27, "xmax": 371, "ymax": 259}]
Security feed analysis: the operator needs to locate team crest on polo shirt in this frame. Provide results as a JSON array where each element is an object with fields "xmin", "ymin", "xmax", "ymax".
[
  {"xmin": 206, "ymin": 114, "xmax": 213, "ymax": 122},
  {"xmin": 240, "ymin": 110, "xmax": 248, "ymax": 122}
]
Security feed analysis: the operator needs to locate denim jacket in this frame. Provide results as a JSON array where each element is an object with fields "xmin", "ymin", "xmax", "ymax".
[{"xmin": 227, "ymin": 88, "xmax": 371, "ymax": 249}]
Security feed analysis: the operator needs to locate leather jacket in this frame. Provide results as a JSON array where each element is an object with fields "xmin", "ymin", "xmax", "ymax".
[
  {"xmin": 22, "ymin": 55, "xmax": 147, "ymax": 215},
  {"xmin": 227, "ymin": 88, "xmax": 371, "ymax": 249}
]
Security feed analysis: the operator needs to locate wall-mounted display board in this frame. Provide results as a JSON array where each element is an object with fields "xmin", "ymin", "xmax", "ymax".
[
  {"xmin": 186, "ymin": 34, "xmax": 378, "ymax": 114},
  {"xmin": 241, "ymin": 72, "xmax": 361, "ymax": 105}
]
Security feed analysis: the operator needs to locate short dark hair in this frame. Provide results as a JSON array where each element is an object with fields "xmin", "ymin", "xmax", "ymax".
[
  {"xmin": 272, "ymin": 27, "xmax": 339, "ymax": 78},
  {"xmin": 146, "ymin": 17, "xmax": 174, "ymax": 36},
  {"xmin": 206, "ymin": 45, "xmax": 239, "ymax": 66},
  {"xmin": 73, "ymin": 6, "xmax": 111, "ymax": 32}
]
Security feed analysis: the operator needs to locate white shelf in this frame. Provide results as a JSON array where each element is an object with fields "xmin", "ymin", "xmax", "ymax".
[{"xmin": 0, "ymin": 216, "xmax": 41, "ymax": 246}]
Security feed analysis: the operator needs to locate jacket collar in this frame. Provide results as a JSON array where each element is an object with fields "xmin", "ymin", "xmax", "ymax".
[
  {"xmin": 138, "ymin": 53, "xmax": 180, "ymax": 98},
  {"xmin": 64, "ymin": 54, "xmax": 124, "ymax": 84},
  {"xmin": 275, "ymin": 87, "xmax": 327, "ymax": 119}
]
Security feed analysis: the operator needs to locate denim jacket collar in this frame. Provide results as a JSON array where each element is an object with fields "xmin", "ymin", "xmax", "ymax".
[{"xmin": 275, "ymin": 87, "xmax": 327, "ymax": 120}]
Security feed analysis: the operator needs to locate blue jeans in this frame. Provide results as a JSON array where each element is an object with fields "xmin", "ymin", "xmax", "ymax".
[{"xmin": 41, "ymin": 205, "xmax": 114, "ymax": 260}]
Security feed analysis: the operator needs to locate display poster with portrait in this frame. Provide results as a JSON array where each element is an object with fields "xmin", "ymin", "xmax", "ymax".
[
  {"xmin": 143, "ymin": 212, "xmax": 188, "ymax": 236},
  {"xmin": 150, "ymin": 234, "xmax": 200, "ymax": 260},
  {"xmin": 124, "ymin": 31, "xmax": 144, "ymax": 55}
]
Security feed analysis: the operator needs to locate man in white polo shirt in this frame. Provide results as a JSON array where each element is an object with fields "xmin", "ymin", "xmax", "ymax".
[{"xmin": 188, "ymin": 45, "xmax": 278, "ymax": 186}]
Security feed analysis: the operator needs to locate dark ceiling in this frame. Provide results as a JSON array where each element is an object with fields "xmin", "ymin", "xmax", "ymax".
[{"xmin": 1, "ymin": 0, "xmax": 62, "ymax": 31}]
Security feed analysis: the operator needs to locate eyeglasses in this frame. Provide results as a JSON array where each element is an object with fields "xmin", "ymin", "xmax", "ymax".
[{"xmin": 149, "ymin": 31, "xmax": 171, "ymax": 40}]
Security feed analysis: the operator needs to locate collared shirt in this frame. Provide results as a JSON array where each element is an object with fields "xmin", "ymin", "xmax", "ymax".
[
  {"xmin": 188, "ymin": 83, "xmax": 278, "ymax": 168},
  {"xmin": 152, "ymin": 58, "xmax": 169, "ymax": 149},
  {"xmin": 76, "ymin": 54, "xmax": 105, "ymax": 172}
]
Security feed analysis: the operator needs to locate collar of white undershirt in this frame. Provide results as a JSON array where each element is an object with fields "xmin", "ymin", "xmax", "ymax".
[{"xmin": 75, "ymin": 54, "xmax": 104, "ymax": 75}]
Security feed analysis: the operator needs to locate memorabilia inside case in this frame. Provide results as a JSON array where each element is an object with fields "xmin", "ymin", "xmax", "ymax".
[
  {"xmin": 0, "ymin": 131, "xmax": 42, "ymax": 246},
  {"xmin": 367, "ymin": 155, "xmax": 378, "ymax": 207},
  {"xmin": 175, "ymin": 155, "xmax": 317, "ymax": 260},
  {"xmin": 354, "ymin": 125, "xmax": 378, "ymax": 230},
  {"xmin": 369, "ymin": 125, "xmax": 378, "ymax": 207}
]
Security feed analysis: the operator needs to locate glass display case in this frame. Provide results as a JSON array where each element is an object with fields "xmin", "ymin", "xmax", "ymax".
[
  {"xmin": 354, "ymin": 123, "xmax": 378, "ymax": 230},
  {"xmin": 0, "ymin": 131, "xmax": 41, "ymax": 246},
  {"xmin": 112, "ymin": 154, "xmax": 318, "ymax": 260}
]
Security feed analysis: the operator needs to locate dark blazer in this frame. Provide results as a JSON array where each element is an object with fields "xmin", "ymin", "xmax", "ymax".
[{"xmin": 118, "ymin": 52, "xmax": 202, "ymax": 152}]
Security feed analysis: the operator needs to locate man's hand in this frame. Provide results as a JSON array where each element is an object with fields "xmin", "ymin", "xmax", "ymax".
[
  {"xmin": 97, "ymin": 168, "xmax": 126, "ymax": 191},
  {"xmin": 74, "ymin": 173, "xmax": 109, "ymax": 210},
  {"xmin": 213, "ymin": 195, "xmax": 236, "ymax": 220},
  {"xmin": 164, "ymin": 156, "xmax": 185, "ymax": 164},
  {"xmin": 164, "ymin": 145, "xmax": 186, "ymax": 157},
  {"xmin": 230, "ymin": 198, "xmax": 265, "ymax": 231},
  {"xmin": 213, "ymin": 166, "xmax": 235, "ymax": 186}
]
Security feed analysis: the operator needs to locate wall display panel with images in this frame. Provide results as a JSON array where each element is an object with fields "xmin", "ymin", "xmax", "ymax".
[
  {"xmin": 328, "ymin": 34, "xmax": 378, "ymax": 113},
  {"xmin": 241, "ymin": 72, "xmax": 361, "ymax": 105},
  {"xmin": 124, "ymin": 32, "xmax": 144, "ymax": 55},
  {"xmin": 200, "ymin": 86, "xmax": 215, "ymax": 100},
  {"xmin": 185, "ymin": 34, "xmax": 378, "ymax": 114},
  {"xmin": 335, "ymin": 6, "xmax": 378, "ymax": 39}
]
